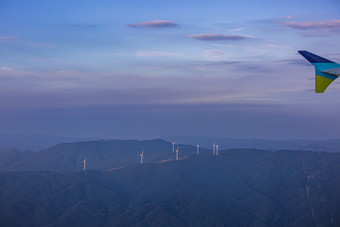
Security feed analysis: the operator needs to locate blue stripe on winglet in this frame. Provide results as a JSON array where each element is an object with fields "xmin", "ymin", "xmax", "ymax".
[{"xmin": 298, "ymin": 50, "xmax": 335, "ymax": 63}]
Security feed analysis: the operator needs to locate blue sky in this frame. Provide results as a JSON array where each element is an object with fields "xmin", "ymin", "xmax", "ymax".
[{"xmin": 0, "ymin": 0, "xmax": 340, "ymax": 139}]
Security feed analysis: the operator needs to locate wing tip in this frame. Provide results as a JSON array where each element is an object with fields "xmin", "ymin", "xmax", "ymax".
[{"xmin": 298, "ymin": 50, "xmax": 335, "ymax": 64}]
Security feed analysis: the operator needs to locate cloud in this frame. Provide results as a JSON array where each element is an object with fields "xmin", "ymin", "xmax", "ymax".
[
  {"xmin": 276, "ymin": 16, "xmax": 295, "ymax": 20},
  {"xmin": 127, "ymin": 20, "xmax": 178, "ymax": 28},
  {"xmin": 189, "ymin": 33, "xmax": 252, "ymax": 41},
  {"xmin": 262, "ymin": 43, "xmax": 289, "ymax": 49},
  {"xmin": 284, "ymin": 59, "xmax": 310, "ymax": 66},
  {"xmin": 281, "ymin": 20, "xmax": 340, "ymax": 30},
  {"xmin": 0, "ymin": 68, "xmax": 279, "ymax": 108},
  {"xmin": 27, "ymin": 42, "xmax": 56, "ymax": 48},
  {"xmin": 71, "ymin": 24, "xmax": 97, "ymax": 28},
  {"xmin": 228, "ymin": 27, "xmax": 245, "ymax": 32},
  {"xmin": 0, "ymin": 36, "xmax": 18, "ymax": 43},
  {"xmin": 0, "ymin": 59, "xmax": 321, "ymax": 116},
  {"xmin": 0, "ymin": 36, "xmax": 55, "ymax": 47},
  {"xmin": 203, "ymin": 50, "xmax": 230, "ymax": 61},
  {"xmin": 244, "ymin": 43, "xmax": 290, "ymax": 54},
  {"xmin": 136, "ymin": 50, "xmax": 181, "ymax": 57},
  {"xmin": 29, "ymin": 57, "xmax": 57, "ymax": 61},
  {"xmin": 1, "ymin": 67, "xmax": 12, "ymax": 71}
]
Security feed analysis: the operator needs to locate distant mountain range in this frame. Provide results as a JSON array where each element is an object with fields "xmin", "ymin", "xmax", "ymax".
[
  {"xmin": 1, "ymin": 137, "xmax": 340, "ymax": 173},
  {"xmin": 0, "ymin": 134, "xmax": 90, "ymax": 151},
  {"xmin": 162, "ymin": 135, "xmax": 340, "ymax": 152},
  {"xmin": 0, "ymin": 148, "xmax": 339, "ymax": 226},
  {"xmin": 1, "ymin": 134, "xmax": 340, "ymax": 153},
  {"xmin": 0, "ymin": 139, "xmax": 209, "ymax": 172}
]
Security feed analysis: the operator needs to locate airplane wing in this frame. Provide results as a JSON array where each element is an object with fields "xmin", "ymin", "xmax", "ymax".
[{"xmin": 298, "ymin": 50, "xmax": 340, "ymax": 93}]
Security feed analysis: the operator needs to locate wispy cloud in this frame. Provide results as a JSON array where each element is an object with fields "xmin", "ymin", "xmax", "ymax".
[
  {"xmin": 244, "ymin": 46, "xmax": 269, "ymax": 54},
  {"xmin": 136, "ymin": 50, "xmax": 181, "ymax": 57},
  {"xmin": 284, "ymin": 59, "xmax": 310, "ymax": 66},
  {"xmin": 26, "ymin": 42, "xmax": 56, "ymax": 48},
  {"xmin": 1, "ymin": 67, "xmax": 12, "ymax": 71},
  {"xmin": 203, "ymin": 50, "xmax": 230, "ymax": 61},
  {"xmin": 0, "ymin": 36, "xmax": 18, "ymax": 43},
  {"xmin": 228, "ymin": 27, "xmax": 245, "ymax": 32},
  {"xmin": 0, "ymin": 35, "xmax": 55, "ymax": 47},
  {"xmin": 189, "ymin": 33, "xmax": 252, "ymax": 41},
  {"xmin": 281, "ymin": 20, "xmax": 340, "ymax": 30},
  {"xmin": 244, "ymin": 42, "xmax": 290, "ymax": 54},
  {"xmin": 127, "ymin": 20, "xmax": 178, "ymax": 28},
  {"xmin": 276, "ymin": 16, "xmax": 295, "ymax": 20},
  {"xmin": 262, "ymin": 43, "xmax": 289, "ymax": 49},
  {"xmin": 29, "ymin": 57, "xmax": 57, "ymax": 61},
  {"xmin": 70, "ymin": 23, "xmax": 97, "ymax": 28},
  {"xmin": 0, "ymin": 67, "xmax": 288, "ymax": 107}
]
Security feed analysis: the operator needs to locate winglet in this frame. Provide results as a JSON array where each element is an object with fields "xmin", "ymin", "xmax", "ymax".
[
  {"xmin": 298, "ymin": 50, "xmax": 339, "ymax": 93},
  {"xmin": 298, "ymin": 50, "xmax": 335, "ymax": 63}
]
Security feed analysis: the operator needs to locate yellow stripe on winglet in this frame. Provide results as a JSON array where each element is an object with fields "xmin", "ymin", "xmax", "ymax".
[{"xmin": 315, "ymin": 75, "xmax": 334, "ymax": 93}]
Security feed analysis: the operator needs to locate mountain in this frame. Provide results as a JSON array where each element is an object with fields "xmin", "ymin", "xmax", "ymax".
[
  {"xmin": 162, "ymin": 135, "xmax": 340, "ymax": 152},
  {"xmin": 0, "ymin": 149, "xmax": 339, "ymax": 226},
  {"xmin": 0, "ymin": 134, "xmax": 90, "ymax": 151},
  {"xmin": 0, "ymin": 139, "xmax": 208, "ymax": 172},
  {"xmin": 0, "ymin": 147, "xmax": 26, "ymax": 169},
  {"xmin": 2, "ymin": 134, "xmax": 339, "ymax": 153}
]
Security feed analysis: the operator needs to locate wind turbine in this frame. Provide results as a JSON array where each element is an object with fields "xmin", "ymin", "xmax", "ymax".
[
  {"xmin": 176, "ymin": 147, "xmax": 179, "ymax": 160},
  {"xmin": 172, "ymin": 141, "xmax": 175, "ymax": 152},
  {"xmin": 138, "ymin": 150, "xmax": 144, "ymax": 165},
  {"xmin": 83, "ymin": 157, "xmax": 87, "ymax": 171},
  {"xmin": 196, "ymin": 144, "xmax": 199, "ymax": 155},
  {"xmin": 213, "ymin": 142, "xmax": 216, "ymax": 156},
  {"xmin": 216, "ymin": 144, "xmax": 219, "ymax": 156}
]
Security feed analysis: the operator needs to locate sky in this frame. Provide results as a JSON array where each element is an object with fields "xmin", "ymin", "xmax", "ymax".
[{"xmin": 0, "ymin": 0, "xmax": 340, "ymax": 140}]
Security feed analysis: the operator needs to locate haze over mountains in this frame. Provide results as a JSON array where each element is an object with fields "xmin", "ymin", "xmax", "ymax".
[
  {"xmin": 0, "ymin": 139, "xmax": 210, "ymax": 172},
  {"xmin": 0, "ymin": 138, "xmax": 340, "ymax": 226},
  {"xmin": 1, "ymin": 144, "xmax": 340, "ymax": 226},
  {"xmin": 162, "ymin": 136, "xmax": 340, "ymax": 152},
  {"xmin": 0, "ymin": 135, "xmax": 90, "ymax": 151},
  {"xmin": 2, "ymin": 134, "xmax": 340, "ymax": 152}
]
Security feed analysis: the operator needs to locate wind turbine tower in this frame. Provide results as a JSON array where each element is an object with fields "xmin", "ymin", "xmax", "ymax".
[
  {"xmin": 213, "ymin": 142, "xmax": 216, "ymax": 156},
  {"xmin": 138, "ymin": 150, "xmax": 144, "ymax": 165},
  {"xmin": 172, "ymin": 141, "xmax": 175, "ymax": 152},
  {"xmin": 83, "ymin": 157, "xmax": 87, "ymax": 171},
  {"xmin": 216, "ymin": 144, "xmax": 219, "ymax": 156},
  {"xmin": 197, "ymin": 144, "xmax": 199, "ymax": 155},
  {"xmin": 176, "ymin": 147, "xmax": 179, "ymax": 160}
]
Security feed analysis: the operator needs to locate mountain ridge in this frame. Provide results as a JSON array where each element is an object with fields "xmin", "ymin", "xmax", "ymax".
[
  {"xmin": 162, "ymin": 135, "xmax": 340, "ymax": 152},
  {"xmin": 0, "ymin": 139, "xmax": 209, "ymax": 172},
  {"xmin": 0, "ymin": 149, "xmax": 339, "ymax": 226}
]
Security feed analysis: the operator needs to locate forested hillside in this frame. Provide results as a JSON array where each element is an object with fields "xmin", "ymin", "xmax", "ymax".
[
  {"xmin": 0, "ymin": 139, "xmax": 207, "ymax": 172},
  {"xmin": 0, "ymin": 149, "xmax": 339, "ymax": 226}
]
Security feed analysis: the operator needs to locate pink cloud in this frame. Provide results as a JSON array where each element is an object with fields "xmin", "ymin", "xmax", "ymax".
[
  {"xmin": 29, "ymin": 57, "xmax": 57, "ymax": 61},
  {"xmin": 26, "ymin": 42, "xmax": 56, "ymax": 48},
  {"xmin": 1, "ymin": 67, "xmax": 12, "ymax": 71},
  {"xmin": 0, "ymin": 36, "xmax": 55, "ymax": 47},
  {"xmin": 127, "ymin": 20, "xmax": 178, "ymax": 28},
  {"xmin": 136, "ymin": 50, "xmax": 181, "ymax": 57},
  {"xmin": 228, "ymin": 27, "xmax": 245, "ymax": 32},
  {"xmin": 0, "ymin": 36, "xmax": 18, "ymax": 43},
  {"xmin": 189, "ymin": 33, "xmax": 251, "ymax": 41},
  {"xmin": 203, "ymin": 50, "xmax": 230, "ymax": 61},
  {"xmin": 282, "ymin": 20, "xmax": 340, "ymax": 30}
]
